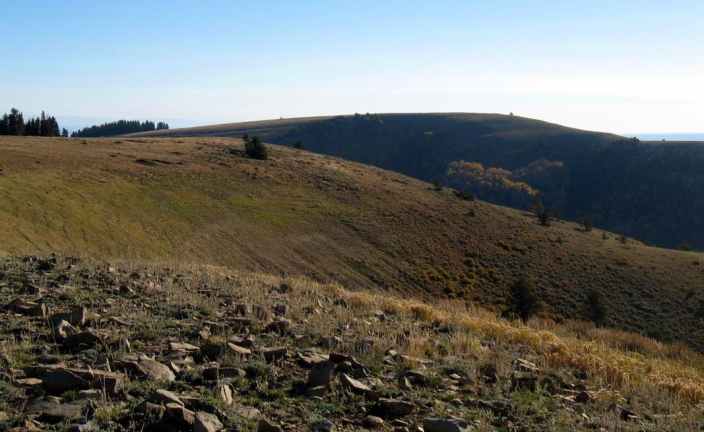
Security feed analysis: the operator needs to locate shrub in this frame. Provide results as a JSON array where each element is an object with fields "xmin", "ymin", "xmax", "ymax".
[
  {"xmin": 505, "ymin": 275, "xmax": 541, "ymax": 322},
  {"xmin": 586, "ymin": 289, "xmax": 607, "ymax": 326},
  {"xmin": 454, "ymin": 189, "xmax": 475, "ymax": 201},
  {"xmin": 580, "ymin": 217, "xmax": 593, "ymax": 232},
  {"xmin": 244, "ymin": 135, "xmax": 268, "ymax": 160}
]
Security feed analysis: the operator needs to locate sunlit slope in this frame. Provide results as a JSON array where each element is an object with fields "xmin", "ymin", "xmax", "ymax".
[{"xmin": 1, "ymin": 136, "xmax": 703, "ymax": 349}]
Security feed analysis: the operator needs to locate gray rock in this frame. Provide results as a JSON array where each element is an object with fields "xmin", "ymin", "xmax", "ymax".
[
  {"xmin": 423, "ymin": 417, "xmax": 471, "ymax": 432},
  {"xmin": 127, "ymin": 358, "xmax": 176, "ymax": 382},
  {"xmin": 340, "ymin": 373, "xmax": 371, "ymax": 395},
  {"xmin": 375, "ymin": 398, "xmax": 415, "ymax": 418},
  {"xmin": 363, "ymin": 416, "xmax": 384, "ymax": 428},
  {"xmin": 194, "ymin": 411, "xmax": 223, "ymax": 432}
]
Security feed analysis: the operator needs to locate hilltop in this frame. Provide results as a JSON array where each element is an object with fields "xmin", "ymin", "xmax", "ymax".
[
  {"xmin": 133, "ymin": 113, "xmax": 704, "ymax": 249},
  {"xmin": 1, "ymin": 136, "xmax": 704, "ymax": 351},
  {"xmin": 1, "ymin": 255, "xmax": 704, "ymax": 431}
]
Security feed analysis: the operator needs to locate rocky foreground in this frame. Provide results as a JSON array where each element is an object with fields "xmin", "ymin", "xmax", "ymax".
[{"xmin": 0, "ymin": 255, "xmax": 701, "ymax": 431}]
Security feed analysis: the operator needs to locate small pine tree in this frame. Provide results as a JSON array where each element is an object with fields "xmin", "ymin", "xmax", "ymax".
[
  {"xmin": 244, "ymin": 135, "xmax": 268, "ymax": 160},
  {"xmin": 61, "ymin": 128, "xmax": 69, "ymax": 137},
  {"xmin": 586, "ymin": 289, "xmax": 607, "ymax": 326},
  {"xmin": 537, "ymin": 208, "xmax": 552, "ymax": 227},
  {"xmin": 580, "ymin": 216, "xmax": 593, "ymax": 232},
  {"xmin": 506, "ymin": 275, "xmax": 541, "ymax": 322}
]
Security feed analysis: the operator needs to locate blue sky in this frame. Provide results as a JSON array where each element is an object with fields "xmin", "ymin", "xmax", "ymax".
[{"xmin": 2, "ymin": 1, "xmax": 703, "ymax": 133}]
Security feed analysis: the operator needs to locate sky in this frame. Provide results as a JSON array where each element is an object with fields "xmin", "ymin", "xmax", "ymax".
[{"xmin": 2, "ymin": 0, "xmax": 703, "ymax": 134}]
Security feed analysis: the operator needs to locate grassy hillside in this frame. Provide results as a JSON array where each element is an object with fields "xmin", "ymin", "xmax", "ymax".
[
  {"xmin": 1, "ymin": 136, "xmax": 704, "ymax": 351},
  {"xmin": 135, "ymin": 113, "xmax": 704, "ymax": 249},
  {"xmin": 2, "ymin": 255, "xmax": 704, "ymax": 430}
]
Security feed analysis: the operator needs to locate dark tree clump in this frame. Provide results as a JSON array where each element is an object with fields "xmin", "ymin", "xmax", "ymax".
[
  {"xmin": 244, "ymin": 135, "xmax": 268, "ymax": 160},
  {"xmin": 0, "ymin": 108, "xmax": 61, "ymax": 137},
  {"xmin": 505, "ymin": 275, "xmax": 542, "ymax": 322},
  {"xmin": 72, "ymin": 120, "xmax": 169, "ymax": 137}
]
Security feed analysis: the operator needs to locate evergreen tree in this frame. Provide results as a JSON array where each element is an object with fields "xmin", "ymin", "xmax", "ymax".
[
  {"xmin": 8, "ymin": 108, "xmax": 25, "ymax": 135},
  {"xmin": 62, "ymin": 128, "xmax": 69, "ymax": 137},
  {"xmin": 244, "ymin": 135, "xmax": 268, "ymax": 160},
  {"xmin": 504, "ymin": 275, "xmax": 542, "ymax": 322}
]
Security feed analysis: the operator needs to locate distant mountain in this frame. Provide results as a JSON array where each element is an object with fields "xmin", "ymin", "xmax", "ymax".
[
  {"xmin": 133, "ymin": 113, "xmax": 704, "ymax": 249},
  {"xmin": 635, "ymin": 133, "xmax": 704, "ymax": 141}
]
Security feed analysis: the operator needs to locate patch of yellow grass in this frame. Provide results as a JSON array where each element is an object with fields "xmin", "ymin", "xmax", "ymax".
[{"xmin": 323, "ymin": 283, "xmax": 704, "ymax": 404}]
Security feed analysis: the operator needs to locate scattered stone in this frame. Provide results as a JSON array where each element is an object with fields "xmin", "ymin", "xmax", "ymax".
[
  {"xmin": 306, "ymin": 385, "xmax": 328, "ymax": 397},
  {"xmin": 194, "ymin": 411, "xmax": 223, "ymax": 432},
  {"xmin": 402, "ymin": 369, "xmax": 429, "ymax": 386},
  {"xmin": 15, "ymin": 377, "xmax": 43, "ymax": 387},
  {"xmin": 170, "ymin": 341, "xmax": 200, "ymax": 352},
  {"xmin": 257, "ymin": 418, "xmax": 283, "ymax": 432},
  {"xmin": 122, "ymin": 358, "xmax": 176, "ymax": 382},
  {"xmin": 264, "ymin": 318, "xmax": 291, "ymax": 334},
  {"xmin": 363, "ymin": 415, "xmax": 384, "ymax": 428},
  {"xmin": 54, "ymin": 319, "xmax": 78, "ymax": 340},
  {"xmin": 374, "ymin": 398, "xmax": 415, "ymax": 418},
  {"xmin": 50, "ymin": 306, "xmax": 87, "ymax": 327},
  {"xmin": 34, "ymin": 366, "xmax": 123, "ymax": 395},
  {"xmin": 311, "ymin": 418, "xmax": 335, "ymax": 432},
  {"xmin": 61, "ymin": 330, "xmax": 103, "ymax": 351},
  {"xmin": 297, "ymin": 350, "xmax": 329, "ymax": 367},
  {"xmin": 215, "ymin": 383, "xmax": 234, "ymax": 406},
  {"xmin": 152, "ymin": 389, "xmax": 185, "ymax": 406},
  {"xmin": 5, "ymin": 298, "xmax": 47, "ymax": 317},
  {"xmin": 229, "ymin": 334, "xmax": 256, "ymax": 348},
  {"xmin": 340, "ymin": 373, "xmax": 371, "ymax": 395},
  {"xmin": 307, "ymin": 361, "xmax": 335, "ymax": 388},
  {"xmin": 511, "ymin": 372, "xmax": 538, "ymax": 392},
  {"xmin": 260, "ymin": 347, "xmax": 287, "ymax": 363},
  {"xmin": 27, "ymin": 398, "xmax": 85, "ymax": 423},
  {"xmin": 228, "ymin": 342, "xmax": 252, "ymax": 355},
  {"xmin": 165, "ymin": 402, "xmax": 196, "ymax": 428},
  {"xmin": 423, "ymin": 417, "xmax": 471, "ymax": 432}
]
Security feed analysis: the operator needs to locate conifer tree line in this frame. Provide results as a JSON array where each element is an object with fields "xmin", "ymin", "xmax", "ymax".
[
  {"xmin": 0, "ymin": 108, "xmax": 65, "ymax": 137},
  {"xmin": 71, "ymin": 120, "xmax": 169, "ymax": 137}
]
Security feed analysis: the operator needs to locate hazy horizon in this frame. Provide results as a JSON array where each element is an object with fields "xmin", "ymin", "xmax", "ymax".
[{"xmin": 3, "ymin": 1, "xmax": 703, "ymax": 134}]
